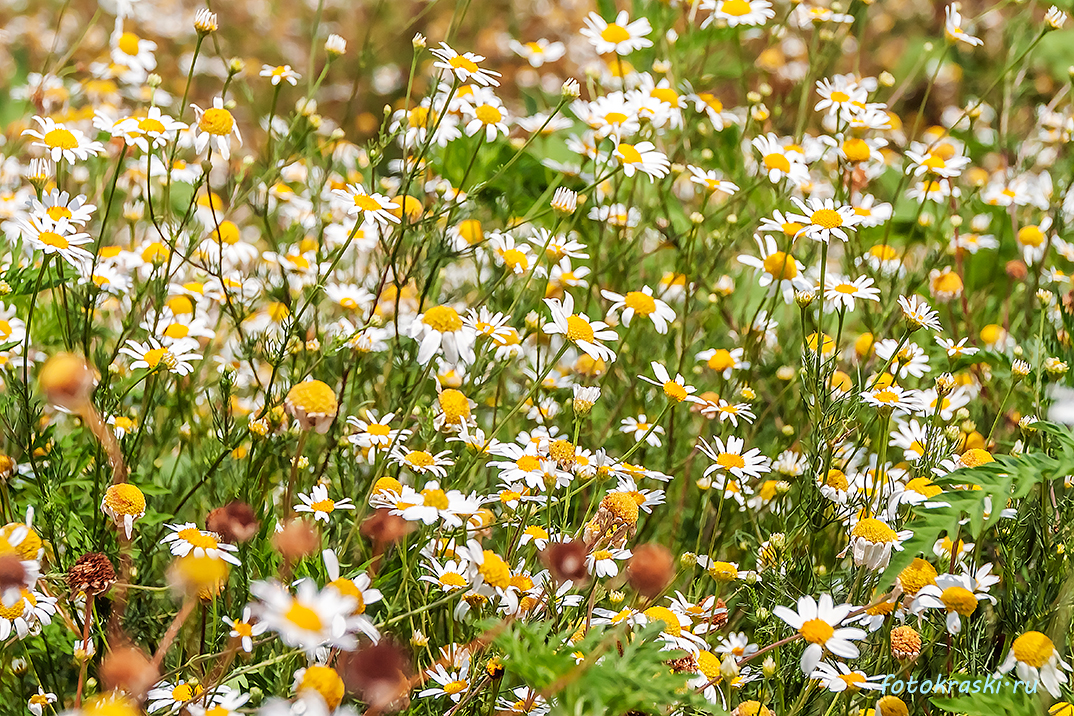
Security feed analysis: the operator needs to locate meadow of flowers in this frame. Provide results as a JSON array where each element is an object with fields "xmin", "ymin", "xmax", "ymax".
[{"xmin": 6, "ymin": 0, "xmax": 1074, "ymax": 714}]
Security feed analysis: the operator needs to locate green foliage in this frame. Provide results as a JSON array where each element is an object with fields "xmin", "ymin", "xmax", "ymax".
[{"xmin": 492, "ymin": 619, "xmax": 727, "ymax": 716}]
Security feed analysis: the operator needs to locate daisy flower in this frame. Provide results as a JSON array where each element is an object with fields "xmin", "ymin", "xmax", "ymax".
[
  {"xmin": 700, "ymin": 399, "xmax": 757, "ymax": 427},
  {"xmin": 823, "ymin": 275, "xmax": 880, "ymax": 311},
  {"xmin": 0, "ymin": 589, "xmax": 55, "ymax": 640},
  {"xmin": 752, "ymin": 134, "xmax": 810, "ymax": 184},
  {"xmin": 580, "ymin": 11, "xmax": 653, "ymax": 55},
  {"xmin": 30, "ymin": 189, "xmax": 96, "ymax": 225},
  {"xmin": 419, "ymin": 664, "xmax": 471, "ymax": 702},
  {"xmin": 250, "ymin": 577, "xmax": 376, "ymax": 656},
  {"xmin": 639, "ymin": 361, "xmax": 700, "ymax": 404},
  {"xmin": 431, "ymin": 42, "xmax": 501, "ymax": 86},
  {"xmin": 408, "ymin": 304, "xmax": 477, "ymax": 365},
  {"xmin": 810, "ymin": 661, "xmax": 886, "ymax": 692},
  {"xmin": 814, "ymin": 76, "xmax": 867, "ymax": 119},
  {"xmin": 702, "ymin": 0, "xmax": 776, "ymax": 27},
  {"xmin": 898, "ymin": 294, "xmax": 943, "ymax": 332},
  {"xmin": 389, "ymin": 479, "xmax": 477, "ymax": 528},
  {"xmin": 773, "ymin": 594, "xmax": 866, "ymax": 674},
  {"xmin": 389, "ymin": 446, "xmax": 455, "ymax": 478},
  {"xmin": 699, "ymin": 435, "xmax": 770, "ymax": 479},
  {"xmin": 187, "ymin": 688, "xmax": 250, "ymax": 716},
  {"xmin": 788, "ymin": 197, "xmax": 860, "ymax": 243},
  {"xmin": 190, "ymin": 97, "xmax": 243, "ymax": 159},
  {"xmin": 147, "ymin": 680, "xmax": 204, "ymax": 714},
  {"xmin": 613, "ymin": 141, "xmax": 670, "ymax": 179},
  {"xmin": 843, "ymin": 517, "xmax": 912, "ymax": 571},
  {"xmin": 601, "ymin": 286, "xmax": 676, "ymax": 333},
  {"xmin": 861, "ymin": 384, "xmax": 920, "ymax": 415},
  {"xmin": 945, "ymin": 3, "xmax": 983, "ymax": 46},
  {"xmin": 936, "ymin": 336, "xmax": 979, "ymax": 358},
  {"xmin": 119, "ymin": 337, "xmax": 201, "ymax": 376},
  {"xmin": 688, "ymin": 166, "xmax": 740, "ymax": 196},
  {"xmin": 995, "ymin": 631, "xmax": 1070, "ymax": 697},
  {"xmin": 620, "ymin": 414, "xmax": 665, "ymax": 447},
  {"xmin": 587, "ymin": 547, "xmax": 632, "ymax": 577},
  {"xmin": 260, "ymin": 64, "xmax": 300, "ymax": 86},
  {"xmin": 222, "ymin": 606, "xmax": 267, "ymax": 653},
  {"xmin": 23, "ymin": 116, "xmax": 104, "ymax": 163},
  {"xmin": 347, "ymin": 410, "xmax": 410, "ymax": 456},
  {"xmin": 15, "ymin": 215, "xmax": 94, "ymax": 271},
  {"xmin": 161, "ymin": 523, "xmax": 241, "ymax": 565},
  {"xmin": 294, "ymin": 484, "xmax": 356, "ymax": 523},
  {"xmin": 696, "ymin": 347, "xmax": 749, "ymax": 379},
  {"xmin": 332, "ymin": 184, "xmax": 400, "ymax": 226},
  {"xmin": 115, "ymin": 107, "xmax": 187, "ymax": 152},
  {"xmin": 322, "ymin": 548, "xmax": 382, "ymax": 617},
  {"xmin": 913, "ymin": 564, "xmax": 999, "ymax": 634},
  {"xmin": 543, "ymin": 293, "xmax": 618, "ymax": 362},
  {"xmin": 420, "ymin": 557, "xmax": 472, "ymax": 592},
  {"xmin": 101, "ymin": 483, "xmax": 146, "ymax": 539},
  {"xmin": 462, "ymin": 98, "xmax": 511, "ymax": 141},
  {"xmin": 509, "ymin": 38, "xmax": 566, "ymax": 67},
  {"xmin": 27, "ymin": 689, "xmax": 56, "ymax": 716}
]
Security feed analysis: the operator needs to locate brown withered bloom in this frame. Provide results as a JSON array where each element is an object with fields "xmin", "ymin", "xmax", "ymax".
[
  {"xmin": 271, "ymin": 519, "xmax": 320, "ymax": 562},
  {"xmin": 338, "ymin": 639, "xmax": 413, "ymax": 713},
  {"xmin": 37, "ymin": 352, "xmax": 97, "ymax": 411},
  {"xmin": 0, "ymin": 555, "xmax": 28, "ymax": 595},
  {"xmin": 890, "ymin": 625, "xmax": 922, "ymax": 661},
  {"xmin": 67, "ymin": 552, "xmax": 117, "ymax": 596},
  {"xmin": 361, "ymin": 509, "xmax": 412, "ymax": 545},
  {"xmin": 99, "ymin": 643, "xmax": 158, "ymax": 695},
  {"xmin": 541, "ymin": 540, "xmax": 588, "ymax": 583},
  {"xmin": 206, "ymin": 501, "xmax": 260, "ymax": 543},
  {"xmin": 627, "ymin": 543, "xmax": 675, "ymax": 598},
  {"xmin": 583, "ymin": 492, "xmax": 639, "ymax": 547}
]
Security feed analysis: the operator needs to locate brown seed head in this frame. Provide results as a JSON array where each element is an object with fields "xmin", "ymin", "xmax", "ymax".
[
  {"xmin": 889, "ymin": 625, "xmax": 922, "ymax": 661},
  {"xmin": 338, "ymin": 639, "xmax": 413, "ymax": 713},
  {"xmin": 99, "ymin": 643, "xmax": 158, "ymax": 695},
  {"xmin": 361, "ymin": 509, "xmax": 412, "ymax": 545},
  {"xmin": 541, "ymin": 540, "xmax": 589, "ymax": 583},
  {"xmin": 206, "ymin": 501, "xmax": 260, "ymax": 543},
  {"xmin": 272, "ymin": 519, "xmax": 320, "ymax": 562},
  {"xmin": 627, "ymin": 543, "xmax": 675, "ymax": 598},
  {"xmin": 67, "ymin": 552, "xmax": 117, "ymax": 596}
]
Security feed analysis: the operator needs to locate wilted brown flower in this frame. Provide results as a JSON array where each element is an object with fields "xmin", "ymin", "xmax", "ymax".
[
  {"xmin": 272, "ymin": 519, "xmax": 320, "ymax": 562},
  {"xmin": 38, "ymin": 353, "xmax": 97, "ymax": 410},
  {"xmin": 627, "ymin": 543, "xmax": 675, "ymax": 598},
  {"xmin": 0, "ymin": 555, "xmax": 28, "ymax": 595},
  {"xmin": 67, "ymin": 552, "xmax": 117, "ymax": 596},
  {"xmin": 338, "ymin": 639, "xmax": 413, "ymax": 713},
  {"xmin": 361, "ymin": 509, "xmax": 412, "ymax": 545},
  {"xmin": 541, "ymin": 541, "xmax": 588, "ymax": 583},
  {"xmin": 206, "ymin": 501, "xmax": 260, "ymax": 543},
  {"xmin": 99, "ymin": 643, "xmax": 158, "ymax": 695}
]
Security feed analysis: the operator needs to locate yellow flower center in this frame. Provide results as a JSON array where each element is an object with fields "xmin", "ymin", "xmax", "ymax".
[
  {"xmin": 932, "ymin": 271, "xmax": 964, "ymax": 294},
  {"xmin": 299, "ymin": 665, "xmax": 345, "ymax": 710},
  {"xmin": 423, "ymin": 305, "xmax": 463, "ymax": 333},
  {"xmin": 117, "ymin": 32, "xmax": 141, "ymax": 56},
  {"xmin": 405, "ymin": 450, "xmax": 435, "ymax": 468},
  {"xmin": 663, "ymin": 380, "xmax": 687, "ymax": 402},
  {"xmin": 565, "ymin": 315, "xmax": 595, "ymax": 343},
  {"xmin": 421, "ymin": 488, "xmax": 450, "ymax": 510},
  {"xmin": 103, "ymin": 483, "xmax": 146, "ymax": 516},
  {"xmin": 286, "ymin": 380, "xmax": 338, "ymax": 415},
  {"xmin": 651, "ymin": 87, "xmax": 678, "ymax": 104},
  {"xmin": 439, "ymin": 389, "xmax": 471, "ymax": 424},
  {"xmin": 600, "ymin": 23, "xmax": 632, "ymax": 44},
  {"xmin": 696, "ymin": 650, "xmax": 721, "ymax": 680},
  {"xmin": 871, "ymin": 389, "xmax": 899, "ymax": 404},
  {"xmin": 830, "ymin": 90, "xmax": 850, "ymax": 103},
  {"xmin": 959, "ymin": 448, "xmax": 994, "ymax": 468},
  {"xmin": 716, "ymin": 452, "xmax": 745, "ymax": 470},
  {"xmin": 810, "ymin": 208, "xmax": 844, "ymax": 229},
  {"xmin": 601, "ymin": 492, "xmax": 639, "ymax": 524},
  {"xmin": 478, "ymin": 550, "xmax": 511, "ymax": 589},
  {"xmin": 198, "ymin": 108, "xmax": 235, "ymax": 136},
  {"xmin": 708, "ymin": 561, "xmax": 739, "ymax": 581},
  {"xmin": 706, "ymin": 349, "xmax": 735, "ymax": 371},
  {"xmin": 44, "ymin": 128, "xmax": 78, "ymax": 150},
  {"xmin": 643, "ymin": 606, "xmax": 681, "ymax": 636},
  {"xmin": 1012, "ymin": 631, "xmax": 1056, "ymax": 668},
  {"xmin": 939, "ymin": 586, "xmax": 978, "ymax": 616},
  {"xmin": 38, "ymin": 231, "xmax": 70, "ymax": 250},
  {"xmin": 905, "ymin": 477, "xmax": 942, "ymax": 498},
  {"xmin": 624, "ymin": 291, "xmax": 658, "ymax": 316},
  {"xmin": 839, "ymin": 673, "xmax": 867, "ymax": 690},
  {"xmin": 617, "ymin": 143, "xmax": 643, "ymax": 164},
  {"xmin": 1018, "ymin": 226, "xmax": 1046, "ymax": 247},
  {"xmin": 46, "ymin": 206, "xmax": 72, "ymax": 221},
  {"xmin": 799, "ymin": 618, "xmax": 834, "ymax": 644},
  {"xmin": 474, "ymin": 104, "xmax": 503, "ymax": 124},
  {"xmin": 310, "ymin": 499, "xmax": 336, "ymax": 514},
  {"xmin": 763, "ymin": 153, "xmax": 790, "ymax": 172},
  {"xmin": 177, "ymin": 527, "xmax": 218, "ymax": 550},
  {"xmin": 171, "ymin": 683, "xmax": 201, "ymax": 702},
  {"xmin": 163, "ymin": 323, "xmax": 190, "ymax": 339},
  {"xmin": 898, "ymin": 558, "xmax": 938, "ymax": 595},
  {"xmin": 841, "ymin": 138, "xmax": 871, "ymax": 163},
  {"xmin": 722, "ymin": 0, "xmax": 752, "ymax": 16},
  {"xmin": 449, "ymin": 55, "xmax": 479, "ymax": 74},
  {"xmin": 285, "ymin": 602, "xmax": 323, "ymax": 632},
  {"xmin": 851, "ymin": 517, "xmax": 898, "ymax": 544},
  {"xmin": 762, "ymin": 251, "xmax": 797, "ymax": 280},
  {"xmin": 138, "ymin": 117, "xmax": 166, "ymax": 134},
  {"xmin": 444, "ymin": 679, "xmax": 469, "ymax": 695},
  {"xmin": 501, "ymin": 248, "xmax": 528, "ymax": 271}
]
